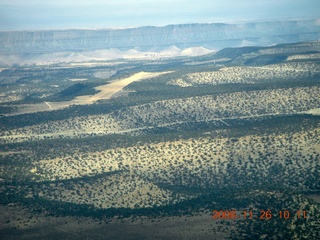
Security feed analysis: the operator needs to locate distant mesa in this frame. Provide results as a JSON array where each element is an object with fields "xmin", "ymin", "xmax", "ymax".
[{"xmin": 0, "ymin": 19, "xmax": 319, "ymax": 66}]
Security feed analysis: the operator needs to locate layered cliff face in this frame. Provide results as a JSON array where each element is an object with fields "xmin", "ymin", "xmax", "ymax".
[{"xmin": 0, "ymin": 19, "xmax": 319, "ymax": 65}]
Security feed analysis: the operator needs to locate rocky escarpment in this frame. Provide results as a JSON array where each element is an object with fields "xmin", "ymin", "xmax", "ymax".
[{"xmin": 0, "ymin": 19, "xmax": 319, "ymax": 54}]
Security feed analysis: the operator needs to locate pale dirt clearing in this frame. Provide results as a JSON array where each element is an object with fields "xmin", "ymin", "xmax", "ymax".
[
  {"xmin": 6, "ymin": 71, "xmax": 171, "ymax": 116},
  {"xmin": 6, "ymin": 101, "xmax": 78, "ymax": 116},
  {"xmin": 0, "ymin": 150, "xmax": 32, "ymax": 156},
  {"xmin": 76, "ymin": 71, "xmax": 172, "ymax": 104},
  {"xmin": 68, "ymin": 78, "xmax": 88, "ymax": 81},
  {"xmin": 306, "ymin": 108, "xmax": 320, "ymax": 115},
  {"xmin": 287, "ymin": 53, "xmax": 320, "ymax": 61}
]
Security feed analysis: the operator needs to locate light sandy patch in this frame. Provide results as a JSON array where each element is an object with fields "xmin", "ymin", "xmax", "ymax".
[
  {"xmin": 0, "ymin": 150, "xmax": 32, "ymax": 156},
  {"xmin": 287, "ymin": 53, "xmax": 320, "ymax": 61},
  {"xmin": 306, "ymin": 108, "xmax": 320, "ymax": 116},
  {"xmin": 69, "ymin": 78, "xmax": 87, "ymax": 81},
  {"xmin": 6, "ymin": 101, "xmax": 78, "ymax": 116},
  {"xmin": 77, "ymin": 71, "xmax": 171, "ymax": 104},
  {"xmin": 7, "ymin": 71, "xmax": 172, "ymax": 116}
]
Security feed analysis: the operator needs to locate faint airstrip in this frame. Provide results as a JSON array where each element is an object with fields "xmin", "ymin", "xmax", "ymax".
[{"xmin": 6, "ymin": 71, "xmax": 171, "ymax": 116}]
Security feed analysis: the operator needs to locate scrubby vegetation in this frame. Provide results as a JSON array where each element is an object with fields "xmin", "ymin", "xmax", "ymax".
[
  {"xmin": 1, "ymin": 41, "xmax": 319, "ymax": 239},
  {"xmin": 186, "ymin": 62, "xmax": 319, "ymax": 85},
  {"xmin": 1, "ymin": 85, "xmax": 319, "ymax": 144}
]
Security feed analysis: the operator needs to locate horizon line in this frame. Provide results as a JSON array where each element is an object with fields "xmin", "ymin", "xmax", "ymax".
[{"xmin": 1, "ymin": 17, "xmax": 318, "ymax": 33}]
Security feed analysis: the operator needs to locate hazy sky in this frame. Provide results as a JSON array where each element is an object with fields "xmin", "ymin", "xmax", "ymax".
[{"xmin": 1, "ymin": 0, "xmax": 319, "ymax": 31}]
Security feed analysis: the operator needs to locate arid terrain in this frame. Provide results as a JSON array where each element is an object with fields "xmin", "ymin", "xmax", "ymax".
[{"xmin": 0, "ymin": 41, "xmax": 319, "ymax": 239}]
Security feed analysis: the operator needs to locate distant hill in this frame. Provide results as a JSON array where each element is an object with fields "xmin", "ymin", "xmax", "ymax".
[
  {"xmin": 214, "ymin": 46, "xmax": 265, "ymax": 59},
  {"xmin": 210, "ymin": 41, "xmax": 320, "ymax": 66}
]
